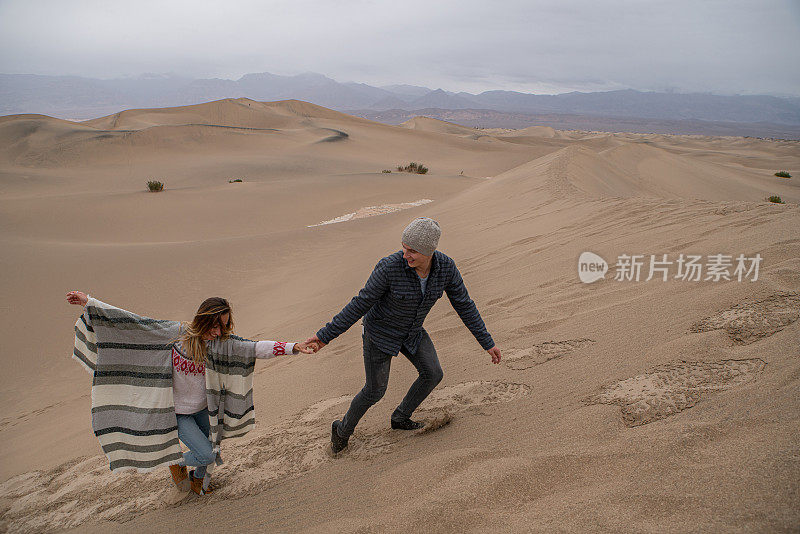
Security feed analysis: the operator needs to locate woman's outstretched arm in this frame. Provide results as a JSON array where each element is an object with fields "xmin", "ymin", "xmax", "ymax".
[
  {"xmin": 66, "ymin": 290, "xmax": 89, "ymax": 307},
  {"xmin": 254, "ymin": 339, "xmax": 315, "ymax": 359}
]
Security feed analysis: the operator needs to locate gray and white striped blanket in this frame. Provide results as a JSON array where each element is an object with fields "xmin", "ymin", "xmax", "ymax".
[{"xmin": 73, "ymin": 297, "xmax": 257, "ymax": 473}]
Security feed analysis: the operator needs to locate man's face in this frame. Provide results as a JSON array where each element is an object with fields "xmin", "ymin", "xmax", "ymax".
[{"xmin": 402, "ymin": 243, "xmax": 431, "ymax": 268}]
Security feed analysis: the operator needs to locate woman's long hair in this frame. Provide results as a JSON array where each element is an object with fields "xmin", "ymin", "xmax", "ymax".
[{"xmin": 180, "ymin": 297, "xmax": 234, "ymax": 365}]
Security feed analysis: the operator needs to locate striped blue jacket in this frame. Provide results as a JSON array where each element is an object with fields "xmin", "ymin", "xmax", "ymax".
[{"xmin": 317, "ymin": 250, "xmax": 494, "ymax": 355}]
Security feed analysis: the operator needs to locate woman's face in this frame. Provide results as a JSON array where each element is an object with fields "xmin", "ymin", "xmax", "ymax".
[{"xmin": 202, "ymin": 312, "xmax": 230, "ymax": 341}]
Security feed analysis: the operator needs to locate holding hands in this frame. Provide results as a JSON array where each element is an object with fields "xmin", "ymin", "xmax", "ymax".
[
  {"xmin": 304, "ymin": 335, "xmax": 326, "ymax": 353},
  {"xmin": 292, "ymin": 341, "xmax": 317, "ymax": 354}
]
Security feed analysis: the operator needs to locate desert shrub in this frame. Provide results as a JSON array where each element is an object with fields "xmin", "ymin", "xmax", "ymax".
[
  {"xmin": 767, "ymin": 195, "xmax": 784, "ymax": 203},
  {"xmin": 774, "ymin": 171, "xmax": 791, "ymax": 178},
  {"xmin": 397, "ymin": 162, "xmax": 429, "ymax": 174},
  {"xmin": 382, "ymin": 169, "xmax": 392, "ymax": 173},
  {"xmin": 229, "ymin": 178, "xmax": 243, "ymax": 183},
  {"xmin": 147, "ymin": 180, "xmax": 164, "ymax": 192}
]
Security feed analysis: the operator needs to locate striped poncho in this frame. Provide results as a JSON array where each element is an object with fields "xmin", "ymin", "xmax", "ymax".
[{"xmin": 73, "ymin": 297, "xmax": 258, "ymax": 473}]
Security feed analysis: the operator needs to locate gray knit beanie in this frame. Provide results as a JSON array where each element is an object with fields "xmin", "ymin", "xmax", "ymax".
[{"xmin": 402, "ymin": 217, "xmax": 441, "ymax": 256}]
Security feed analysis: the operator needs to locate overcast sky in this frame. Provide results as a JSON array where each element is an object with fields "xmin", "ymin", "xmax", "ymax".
[{"xmin": 1, "ymin": 0, "xmax": 799, "ymax": 96}]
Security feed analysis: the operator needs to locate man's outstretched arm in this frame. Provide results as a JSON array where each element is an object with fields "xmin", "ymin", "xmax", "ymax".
[
  {"xmin": 308, "ymin": 261, "xmax": 390, "ymax": 349},
  {"xmin": 445, "ymin": 266, "xmax": 501, "ymax": 363}
]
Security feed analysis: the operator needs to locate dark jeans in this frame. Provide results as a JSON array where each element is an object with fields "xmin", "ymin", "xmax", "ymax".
[{"xmin": 338, "ymin": 331, "xmax": 443, "ymax": 438}]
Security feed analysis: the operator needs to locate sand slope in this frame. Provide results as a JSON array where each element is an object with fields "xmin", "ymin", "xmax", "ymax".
[{"xmin": 0, "ymin": 99, "xmax": 798, "ymax": 533}]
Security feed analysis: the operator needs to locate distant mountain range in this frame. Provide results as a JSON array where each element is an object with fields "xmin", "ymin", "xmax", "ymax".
[
  {"xmin": 2, "ymin": 71, "xmax": 800, "ymax": 137},
  {"xmin": 352, "ymin": 108, "xmax": 800, "ymax": 139}
]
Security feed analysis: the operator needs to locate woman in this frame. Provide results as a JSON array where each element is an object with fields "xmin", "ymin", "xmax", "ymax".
[{"xmin": 67, "ymin": 290, "xmax": 314, "ymax": 495}]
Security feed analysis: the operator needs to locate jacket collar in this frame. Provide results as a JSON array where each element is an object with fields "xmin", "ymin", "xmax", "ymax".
[{"xmin": 402, "ymin": 250, "xmax": 438, "ymax": 277}]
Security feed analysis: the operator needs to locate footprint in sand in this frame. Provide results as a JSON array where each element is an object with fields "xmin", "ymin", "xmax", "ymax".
[
  {"xmin": 689, "ymin": 291, "xmax": 799, "ymax": 344},
  {"xmin": 586, "ymin": 359, "xmax": 766, "ymax": 427},
  {"xmin": 0, "ymin": 381, "xmax": 530, "ymax": 533},
  {"xmin": 504, "ymin": 339, "xmax": 595, "ymax": 370},
  {"xmin": 337, "ymin": 381, "xmax": 531, "ymax": 459}
]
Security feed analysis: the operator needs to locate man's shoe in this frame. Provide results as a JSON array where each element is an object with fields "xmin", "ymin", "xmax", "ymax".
[
  {"xmin": 169, "ymin": 464, "xmax": 189, "ymax": 491},
  {"xmin": 331, "ymin": 420, "xmax": 349, "ymax": 453},
  {"xmin": 391, "ymin": 418, "xmax": 424, "ymax": 430}
]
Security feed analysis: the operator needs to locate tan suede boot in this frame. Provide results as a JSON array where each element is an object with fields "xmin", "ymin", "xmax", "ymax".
[
  {"xmin": 169, "ymin": 464, "xmax": 189, "ymax": 491},
  {"xmin": 190, "ymin": 470, "xmax": 215, "ymax": 495}
]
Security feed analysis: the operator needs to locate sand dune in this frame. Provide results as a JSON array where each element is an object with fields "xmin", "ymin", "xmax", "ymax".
[
  {"xmin": 0, "ymin": 100, "xmax": 358, "ymax": 168},
  {"xmin": 510, "ymin": 124, "xmax": 559, "ymax": 138},
  {"xmin": 0, "ymin": 380, "xmax": 530, "ymax": 533},
  {"xmin": 399, "ymin": 116, "xmax": 481, "ymax": 137},
  {"xmin": 83, "ymin": 99, "xmax": 365, "ymax": 130},
  {"xmin": 0, "ymin": 98, "xmax": 798, "ymax": 533}
]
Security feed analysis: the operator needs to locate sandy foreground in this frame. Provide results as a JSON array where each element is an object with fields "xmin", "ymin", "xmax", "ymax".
[{"xmin": 0, "ymin": 98, "xmax": 798, "ymax": 533}]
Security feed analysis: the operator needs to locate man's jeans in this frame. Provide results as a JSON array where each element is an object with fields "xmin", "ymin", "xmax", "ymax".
[{"xmin": 338, "ymin": 330, "xmax": 444, "ymax": 438}]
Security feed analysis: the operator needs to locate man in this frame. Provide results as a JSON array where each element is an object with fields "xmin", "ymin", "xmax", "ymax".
[{"xmin": 306, "ymin": 217, "xmax": 502, "ymax": 453}]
